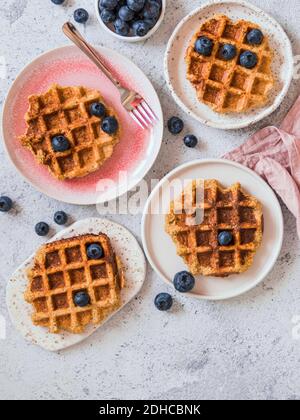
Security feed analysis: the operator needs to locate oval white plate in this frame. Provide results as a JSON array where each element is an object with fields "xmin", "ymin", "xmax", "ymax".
[
  {"xmin": 2, "ymin": 45, "xmax": 163, "ymax": 205},
  {"xmin": 141, "ymin": 159, "xmax": 283, "ymax": 300},
  {"xmin": 6, "ymin": 218, "xmax": 146, "ymax": 352},
  {"xmin": 164, "ymin": 0, "xmax": 293, "ymax": 129}
]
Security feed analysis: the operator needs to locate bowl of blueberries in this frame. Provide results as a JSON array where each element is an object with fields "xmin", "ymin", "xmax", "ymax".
[{"xmin": 96, "ymin": 0, "xmax": 165, "ymax": 42}]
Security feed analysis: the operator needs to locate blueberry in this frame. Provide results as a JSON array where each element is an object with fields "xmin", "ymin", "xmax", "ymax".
[
  {"xmin": 116, "ymin": 0, "xmax": 127, "ymax": 11},
  {"xmin": 35, "ymin": 222, "xmax": 50, "ymax": 237},
  {"xmin": 247, "ymin": 29, "xmax": 264, "ymax": 45},
  {"xmin": 150, "ymin": 0, "xmax": 162, "ymax": 9},
  {"xmin": 90, "ymin": 102, "xmax": 106, "ymax": 118},
  {"xmin": 51, "ymin": 135, "xmax": 70, "ymax": 152},
  {"xmin": 218, "ymin": 231, "xmax": 233, "ymax": 246},
  {"xmin": 54, "ymin": 211, "xmax": 68, "ymax": 225},
  {"xmin": 167, "ymin": 117, "xmax": 184, "ymax": 135},
  {"xmin": 195, "ymin": 36, "xmax": 214, "ymax": 56},
  {"xmin": 102, "ymin": 116, "xmax": 119, "ymax": 134},
  {"xmin": 141, "ymin": 0, "xmax": 160, "ymax": 20},
  {"xmin": 100, "ymin": 0, "xmax": 118, "ymax": 10},
  {"xmin": 127, "ymin": 0, "xmax": 145, "ymax": 12},
  {"xmin": 74, "ymin": 8, "xmax": 89, "ymax": 24},
  {"xmin": 183, "ymin": 134, "xmax": 198, "ymax": 148},
  {"xmin": 219, "ymin": 44, "xmax": 237, "ymax": 61},
  {"xmin": 132, "ymin": 20, "xmax": 150, "ymax": 37},
  {"xmin": 74, "ymin": 291, "xmax": 90, "ymax": 308},
  {"xmin": 0, "ymin": 196, "xmax": 13, "ymax": 212},
  {"xmin": 174, "ymin": 271, "xmax": 195, "ymax": 293},
  {"xmin": 119, "ymin": 6, "xmax": 135, "ymax": 21},
  {"xmin": 51, "ymin": 0, "xmax": 65, "ymax": 4},
  {"xmin": 154, "ymin": 293, "xmax": 173, "ymax": 311},
  {"xmin": 239, "ymin": 51, "xmax": 258, "ymax": 69},
  {"xmin": 145, "ymin": 17, "xmax": 158, "ymax": 29},
  {"xmin": 87, "ymin": 243, "xmax": 104, "ymax": 260},
  {"xmin": 100, "ymin": 8, "xmax": 116, "ymax": 24},
  {"xmin": 114, "ymin": 18, "xmax": 130, "ymax": 36}
]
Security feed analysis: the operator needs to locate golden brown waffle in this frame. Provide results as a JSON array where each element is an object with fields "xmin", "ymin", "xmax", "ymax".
[
  {"xmin": 24, "ymin": 233, "xmax": 125, "ymax": 334},
  {"xmin": 165, "ymin": 180, "xmax": 263, "ymax": 277},
  {"xmin": 19, "ymin": 84, "xmax": 120, "ymax": 180},
  {"xmin": 185, "ymin": 15, "xmax": 274, "ymax": 113}
]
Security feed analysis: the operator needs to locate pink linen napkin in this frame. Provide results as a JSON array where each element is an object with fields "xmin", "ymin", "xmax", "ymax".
[{"xmin": 223, "ymin": 95, "xmax": 300, "ymax": 238}]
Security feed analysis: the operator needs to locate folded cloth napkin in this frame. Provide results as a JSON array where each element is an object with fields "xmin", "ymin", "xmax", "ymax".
[{"xmin": 223, "ymin": 95, "xmax": 300, "ymax": 238}]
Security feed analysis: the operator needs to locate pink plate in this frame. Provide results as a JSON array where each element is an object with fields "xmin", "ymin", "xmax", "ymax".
[{"xmin": 2, "ymin": 45, "xmax": 163, "ymax": 205}]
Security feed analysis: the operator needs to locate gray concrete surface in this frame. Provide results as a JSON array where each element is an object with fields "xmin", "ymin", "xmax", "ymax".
[{"xmin": 1, "ymin": 0, "xmax": 300, "ymax": 400}]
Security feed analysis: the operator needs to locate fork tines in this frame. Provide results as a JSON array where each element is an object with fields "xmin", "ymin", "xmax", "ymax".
[{"xmin": 130, "ymin": 100, "xmax": 157, "ymax": 130}]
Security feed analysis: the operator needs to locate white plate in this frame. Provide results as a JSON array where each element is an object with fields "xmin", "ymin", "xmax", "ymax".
[
  {"xmin": 141, "ymin": 159, "xmax": 283, "ymax": 300},
  {"xmin": 164, "ymin": 0, "xmax": 293, "ymax": 129},
  {"xmin": 2, "ymin": 45, "xmax": 163, "ymax": 205},
  {"xmin": 6, "ymin": 218, "xmax": 146, "ymax": 352}
]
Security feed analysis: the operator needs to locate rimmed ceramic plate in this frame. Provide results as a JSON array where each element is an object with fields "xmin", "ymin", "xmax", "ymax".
[
  {"xmin": 141, "ymin": 159, "xmax": 284, "ymax": 300},
  {"xmin": 6, "ymin": 218, "xmax": 146, "ymax": 352},
  {"xmin": 2, "ymin": 45, "xmax": 163, "ymax": 205},
  {"xmin": 164, "ymin": 0, "xmax": 293, "ymax": 130}
]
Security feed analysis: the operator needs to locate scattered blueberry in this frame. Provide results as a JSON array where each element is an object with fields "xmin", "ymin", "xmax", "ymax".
[
  {"xmin": 218, "ymin": 231, "xmax": 233, "ymax": 246},
  {"xmin": 87, "ymin": 243, "xmax": 104, "ymax": 260},
  {"xmin": 54, "ymin": 211, "xmax": 68, "ymax": 226},
  {"xmin": 51, "ymin": 135, "xmax": 71, "ymax": 153},
  {"xmin": 239, "ymin": 51, "xmax": 258, "ymax": 69},
  {"xmin": 74, "ymin": 8, "xmax": 89, "ymax": 24},
  {"xmin": 174, "ymin": 271, "xmax": 195, "ymax": 293},
  {"xmin": 141, "ymin": 0, "xmax": 160, "ymax": 20},
  {"xmin": 0, "ymin": 196, "xmax": 13, "ymax": 212},
  {"xmin": 35, "ymin": 222, "xmax": 50, "ymax": 237},
  {"xmin": 102, "ymin": 116, "xmax": 119, "ymax": 134},
  {"xmin": 195, "ymin": 36, "xmax": 214, "ymax": 56},
  {"xmin": 132, "ymin": 20, "xmax": 150, "ymax": 37},
  {"xmin": 183, "ymin": 134, "xmax": 198, "ymax": 148},
  {"xmin": 74, "ymin": 291, "xmax": 90, "ymax": 307},
  {"xmin": 100, "ymin": 8, "xmax": 116, "ymax": 23},
  {"xmin": 114, "ymin": 18, "xmax": 130, "ymax": 36},
  {"xmin": 219, "ymin": 44, "xmax": 237, "ymax": 61},
  {"xmin": 247, "ymin": 29, "xmax": 264, "ymax": 45},
  {"xmin": 90, "ymin": 102, "xmax": 106, "ymax": 118},
  {"xmin": 167, "ymin": 117, "xmax": 184, "ymax": 135},
  {"xmin": 100, "ymin": 0, "xmax": 118, "ymax": 10},
  {"xmin": 154, "ymin": 293, "xmax": 173, "ymax": 311},
  {"xmin": 51, "ymin": 0, "xmax": 65, "ymax": 4},
  {"xmin": 118, "ymin": 5, "xmax": 135, "ymax": 21},
  {"xmin": 127, "ymin": 0, "xmax": 145, "ymax": 12}
]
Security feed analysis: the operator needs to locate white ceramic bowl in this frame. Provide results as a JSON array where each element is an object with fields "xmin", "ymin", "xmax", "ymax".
[{"xmin": 95, "ymin": 0, "xmax": 166, "ymax": 43}]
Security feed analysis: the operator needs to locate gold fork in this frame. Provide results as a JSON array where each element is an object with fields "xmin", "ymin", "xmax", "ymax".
[{"xmin": 62, "ymin": 22, "xmax": 157, "ymax": 130}]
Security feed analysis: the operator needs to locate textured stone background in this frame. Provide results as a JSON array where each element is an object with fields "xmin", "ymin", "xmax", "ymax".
[{"xmin": 1, "ymin": 0, "xmax": 300, "ymax": 400}]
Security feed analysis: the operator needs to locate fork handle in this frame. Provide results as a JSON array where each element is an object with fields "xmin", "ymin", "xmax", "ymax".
[{"xmin": 62, "ymin": 22, "xmax": 121, "ymax": 89}]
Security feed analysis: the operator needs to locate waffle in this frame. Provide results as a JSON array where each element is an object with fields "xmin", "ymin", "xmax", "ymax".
[
  {"xmin": 165, "ymin": 180, "xmax": 263, "ymax": 277},
  {"xmin": 19, "ymin": 84, "xmax": 120, "ymax": 180},
  {"xmin": 185, "ymin": 15, "xmax": 274, "ymax": 113},
  {"xmin": 24, "ymin": 233, "xmax": 125, "ymax": 334}
]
